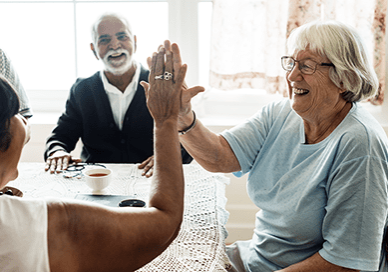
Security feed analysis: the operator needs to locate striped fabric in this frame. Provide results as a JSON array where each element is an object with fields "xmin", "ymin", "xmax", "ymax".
[{"xmin": 0, "ymin": 49, "xmax": 32, "ymax": 118}]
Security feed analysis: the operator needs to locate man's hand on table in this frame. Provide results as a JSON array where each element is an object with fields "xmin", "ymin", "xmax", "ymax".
[
  {"xmin": 138, "ymin": 155, "xmax": 154, "ymax": 178},
  {"xmin": 45, "ymin": 150, "xmax": 82, "ymax": 174}
]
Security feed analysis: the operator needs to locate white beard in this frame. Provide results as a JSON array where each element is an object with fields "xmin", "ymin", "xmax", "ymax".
[{"xmin": 102, "ymin": 48, "xmax": 133, "ymax": 76}]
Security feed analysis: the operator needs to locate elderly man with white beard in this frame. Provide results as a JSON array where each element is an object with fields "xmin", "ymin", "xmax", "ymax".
[{"xmin": 44, "ymin": 13, "xmax": 192, "ymax": 176}]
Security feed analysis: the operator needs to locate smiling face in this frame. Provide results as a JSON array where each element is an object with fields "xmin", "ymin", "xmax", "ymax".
[
  {"xmin": 0, "ymin": 114, "xmax": 30, "ymax": 188},
  {"xmin": 91, "ymin": 16, "xmax": 137, "ymax": 76},
  {"xmin": 286, "ymin": 49, "xmax": 346, "ymax": 121}
]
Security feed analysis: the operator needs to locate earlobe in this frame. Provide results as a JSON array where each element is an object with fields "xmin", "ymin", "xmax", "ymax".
[
  {"xmin": 339, "ymin": 82, "xmax": 346, "ymax": 93},
  {"xmin": 90, "ymin": 43, "xmax": 99, "ymax": 60}
]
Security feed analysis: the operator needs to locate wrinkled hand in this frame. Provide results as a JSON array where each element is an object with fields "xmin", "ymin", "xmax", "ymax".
[
  {"xmin": 45, "ymin": 150, "xmax": 82, "ymax": 174},
  {"xmin": 138, "ymin": 155, "xmax": 154, "ymax": 178},
  {"xmin": 141, "ymin": 41, "xmax": 187, "ymax": 124},
  {"xmin": 145, "ymin": 41, "xmax": 205, "ymax": 127}
]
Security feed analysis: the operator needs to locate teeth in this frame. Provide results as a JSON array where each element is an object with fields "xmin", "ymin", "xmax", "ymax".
[
  {"xmin": 293, "ymin": 88, "xmax": 309, "ymax": 94},
  {"xmin": 110, "ymin": 53, "xmax": 123, "ymax": 57}
]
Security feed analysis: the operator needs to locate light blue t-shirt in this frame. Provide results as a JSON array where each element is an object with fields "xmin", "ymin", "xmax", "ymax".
[{"xmin": 222, "ymin": 99, "xmax": 388, "ymax": 271}]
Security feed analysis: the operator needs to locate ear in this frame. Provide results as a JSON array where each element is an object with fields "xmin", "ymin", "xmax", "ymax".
[
  {"xmin": 90, "ymin": 43, "xmax": 99, "ymax": 60},
  {"xmin": 338, "ymin": 82, "xmax": 346, "ymax": 93},
  {"xmin": 134, "ymin": 35, "xmax": 137, "ymax": 53}
]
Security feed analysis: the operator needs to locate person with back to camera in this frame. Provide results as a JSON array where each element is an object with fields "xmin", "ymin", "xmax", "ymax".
[
  {"xmin": 0, "ymin": 42, "xmax": 188, "ymax": 271},
  {"xmin": 168, "ymin": 20, "xmax": 388, "ymax": 271},
  {"xmin": 44, "ymin": 13, "xmax": 192, "ymax": 177}
]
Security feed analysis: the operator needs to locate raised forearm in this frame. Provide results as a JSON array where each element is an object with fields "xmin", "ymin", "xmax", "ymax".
[
  {"xmin": 47, "ymin": 198, "xmax": 184, "ymax": 272},
  {"xmin": 276, "ymin": 252, "xmax": 359, "ymax": 272},
  {"xmin": 148, "ymin": 119, "xmax": 184, "ymax": 220},
  {"xmin": 47, "ymin": 120, "xmax": 186, "ymax": 271},
  {"xmin": 179, "ymin": 113, "xmax": 240, "ymax": 173}
]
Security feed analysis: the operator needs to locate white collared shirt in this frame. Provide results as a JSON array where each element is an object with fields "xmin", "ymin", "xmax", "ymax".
[{"xmin": 100, "ymin": 62, "xmax": 141, "ymax": 130}]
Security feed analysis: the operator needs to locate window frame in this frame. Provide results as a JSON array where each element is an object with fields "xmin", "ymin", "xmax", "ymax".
[
  {"xmin": 0, "ymin": 0, "xmax": 212, "ymax": 119},
  {"xmin": 0, "ymin": 0, "xmax": 211, "ymax": 84},
  {"xmin": 2, "ymin": 0, "xmax": 387, "ymax": 130}
]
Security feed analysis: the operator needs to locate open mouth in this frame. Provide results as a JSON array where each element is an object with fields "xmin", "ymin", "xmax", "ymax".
[
  {"xmin": 293, "ymin": 87, "xmax": 309, "ymax": 95},
  {"xmin": 108, "ymin": 52, "xmax": 126, "ymax": 60}
]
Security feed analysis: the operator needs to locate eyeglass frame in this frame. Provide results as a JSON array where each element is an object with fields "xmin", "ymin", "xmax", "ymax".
[
  {"xmin": 281, "ymin": 56, "xmax": 335, "ymax": 75},
  {"xmin": 61, "ymin": 163, "xmax": 107, "ymax": 178}
]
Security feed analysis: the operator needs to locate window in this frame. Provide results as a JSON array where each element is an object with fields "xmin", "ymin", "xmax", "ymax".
[
  {"xmin": 4, "ymin": 1, "xmax": 386, "ymax": 129},
  {"xmin": 0, "ymin": 0, "xmax": 212, "ymax": 121}
]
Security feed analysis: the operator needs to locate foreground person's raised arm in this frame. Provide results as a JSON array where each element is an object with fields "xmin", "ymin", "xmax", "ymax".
[{"xmin": 46, "ymin": 47, "xmax": 186, "ymax": 272}]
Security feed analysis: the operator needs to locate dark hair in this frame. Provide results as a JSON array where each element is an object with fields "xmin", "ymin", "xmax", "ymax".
[{"xmin": 0, "ymin": 75, "xmax": 20, "ymax": 152}]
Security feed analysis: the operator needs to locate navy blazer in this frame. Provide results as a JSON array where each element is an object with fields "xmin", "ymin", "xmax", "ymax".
[{"xmin": 44, "ymin": 66, "xmax": 192, "ymax": 164}]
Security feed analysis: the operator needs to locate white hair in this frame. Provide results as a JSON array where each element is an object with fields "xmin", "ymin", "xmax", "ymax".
[
  {"xmin": 91, "ymin": 13, "xmax": 133, "ymax": 45},
  {"xmin": 287, "ymin": 20, "xmax": 379, "ymax": 102}
]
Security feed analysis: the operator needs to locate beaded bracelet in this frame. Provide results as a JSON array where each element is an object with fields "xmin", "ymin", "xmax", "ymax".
[
  {"xmin": 0, "ymin": 189, "xmax": 14, "ymax": 196},
  {"xmin": 178, "ymin": 111, "xmax": 197, "ymax": 135}
]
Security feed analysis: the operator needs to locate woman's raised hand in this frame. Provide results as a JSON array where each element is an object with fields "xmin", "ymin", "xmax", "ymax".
[
  {"xmin": 144, "ymin": 41, "xmax": 205, "ymax": 128},
  {"xmin": 141, "ymin": 42, "xmax": 187, "ymax": 124}
]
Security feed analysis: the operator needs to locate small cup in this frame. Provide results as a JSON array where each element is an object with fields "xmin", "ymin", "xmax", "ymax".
[{"xmin": 84, "ymin": 168, "xmax": 112, "ymax": 194}]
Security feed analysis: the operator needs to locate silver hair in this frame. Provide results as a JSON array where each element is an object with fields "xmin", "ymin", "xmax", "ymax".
[
  {"xmin": 286, "ymin": 20, "xmax": 379, "ymax": 102},
  {"xmin": 91, "ymin": 13, "xmax": 133, "ymax": 45}
]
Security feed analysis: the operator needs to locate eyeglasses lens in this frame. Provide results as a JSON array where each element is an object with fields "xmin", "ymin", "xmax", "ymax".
[
  {"xmin": 282, "ymin": 57, "xmax": 294, "ymax": 71},
  {"xmin": 300, "ymin": 60, "xmax": 316, "ymax": 74},
  {"xmin": 282, "ymin": 57, "xmax": 317, "ymax": 75}
]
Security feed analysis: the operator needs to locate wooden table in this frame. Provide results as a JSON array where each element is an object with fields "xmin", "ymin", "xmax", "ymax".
[{"xmin": 10, "ymin": 162, "xmax": 231, "ymax": 271}]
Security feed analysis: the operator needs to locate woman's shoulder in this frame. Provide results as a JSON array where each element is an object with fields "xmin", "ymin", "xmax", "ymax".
[
  {"xmin": 252, "ymin": 98, "xmax": 294, "ymax": 121},
  {"xmin": 343, "ymin": 103, "xmax": 386, "ymax": 139},
  {"xmin": 238, "ymin": 99, "xmax": 299, "ymax": 135},
  {"xmin": 0, "ymin": 196, "xmax": 47, "ymax": 230},
  {"xmin": 334, "ymin": 103, "xmax": 388, "ymax": 159},
  {"xmin": 264, "ymin": 98, "xmax": 291, "ymax": 112},
  {"xmin": 0, "ymin": 195, "xmax": 46, "ymax": 210}
]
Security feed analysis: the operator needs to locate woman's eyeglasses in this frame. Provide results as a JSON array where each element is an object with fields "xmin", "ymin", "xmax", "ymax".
[{"xmin": 281, "ymin": 56, "xmax": 334, "ymax": 75}]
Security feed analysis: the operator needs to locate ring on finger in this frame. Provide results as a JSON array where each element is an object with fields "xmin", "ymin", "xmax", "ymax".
[
  {"xmin": 164, "ymin": 71, "xmax": 173, "ymax": 81},
  {"xmin": 154, "ymin": 75, "xmax": 164, "ymax": 80}
]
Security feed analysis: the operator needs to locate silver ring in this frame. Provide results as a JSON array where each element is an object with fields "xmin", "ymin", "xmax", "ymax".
[
  {"xmin": 164, "ymin": 71, "xmax": 173, "ymax": 81},
  {"xmin": 154, "ymin": 75, "xmax": 164, "ymax": 80}
]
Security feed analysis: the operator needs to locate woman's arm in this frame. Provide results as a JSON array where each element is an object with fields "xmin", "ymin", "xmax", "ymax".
[
  {"xmin": 143, "ymin": 41, "xmax": 240, "ymax": 173},
  {"xmin": 276, "ymin": 252, "xmax": 359, "ymax": 272},
  {"xmin": 179, "ymin": 112, "xmax": 241, "ymax": 173},
  {"xmin": 161, "ymin": 41, "xmax": 240, "ymax": 173},
  {"xmin": 46, "ymin": 44, "xmax": 186, "ymax": 272}
]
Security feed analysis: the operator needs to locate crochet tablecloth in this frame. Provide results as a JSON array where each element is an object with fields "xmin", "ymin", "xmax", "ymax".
[{"xmin": 10, "ymin": 162, "xmax": 231, "ymax": 271}]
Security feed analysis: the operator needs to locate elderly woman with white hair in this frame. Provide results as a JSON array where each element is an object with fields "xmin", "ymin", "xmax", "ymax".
[{"xmin": 172, "ymin": 20, "xmax": 388, "ymax": 271}]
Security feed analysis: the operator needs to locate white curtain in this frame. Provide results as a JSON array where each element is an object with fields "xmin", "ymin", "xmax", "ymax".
[{"xmin": 209, "ymin": 0, "xmax": 386, "ymax": 105}]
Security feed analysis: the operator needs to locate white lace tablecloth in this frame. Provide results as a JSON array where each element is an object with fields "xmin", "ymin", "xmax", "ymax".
[{"xmin": 9, "ymin": 162, "xmax": 231, "ymax": 271}]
